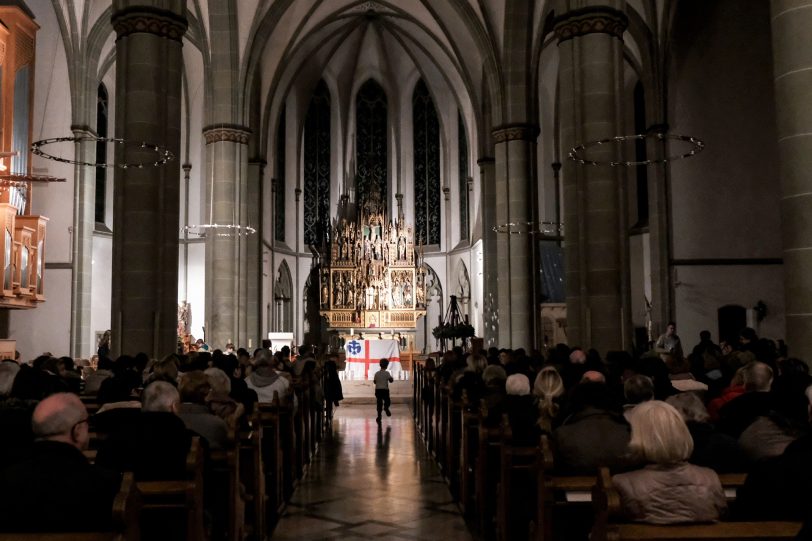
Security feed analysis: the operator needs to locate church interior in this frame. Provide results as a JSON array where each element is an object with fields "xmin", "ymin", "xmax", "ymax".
[{"xmin": 0, "ymin": 0, "xmax": 811, "ymax": 539}]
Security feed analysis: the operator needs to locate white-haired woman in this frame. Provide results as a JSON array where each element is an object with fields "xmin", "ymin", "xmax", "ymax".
[{"xmin": 613, "ymin": 400, "xmax": 726, "ymax": 524}]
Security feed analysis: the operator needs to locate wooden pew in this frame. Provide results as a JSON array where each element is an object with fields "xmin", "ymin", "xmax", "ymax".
[
  {"xmin": 444, "ymin": 387, "xmax": 463, "ymax": 498},
  {"xmin": 240, "ymin": 408, "xmax": 266, "ymax": 540},
  {"xmin": 257, "ymin": 392, "xmax": 298, "ymax": 524},
  {"xmin": 496, "ymin": 425, "xmax": 539, "ymax": 541},
  {"xmin": 590, "ymin": 468, "xmax": 802, "ymax": 541},
  {"xmin": 458, "ymin": 392, "xmax": 480, "ymax": 515},
  {"xmin": 136, "ymin": 437, "xmax": 204, "ymax": 541},
  {"xmin": 475, "ymin": 400, "xmax": 504, "ymax": 536},
  {"xmin": 0, "ymin": 472, "xmax": 141, "ymax": 541},
  {"xmin": 209, "ymin": 429, "xmax": 243, "ymax": 541}
]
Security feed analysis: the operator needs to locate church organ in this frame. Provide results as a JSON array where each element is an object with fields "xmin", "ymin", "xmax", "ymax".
[{"xmin": 0, "ymin": 6, "xmax": 49, "ymax": 309}]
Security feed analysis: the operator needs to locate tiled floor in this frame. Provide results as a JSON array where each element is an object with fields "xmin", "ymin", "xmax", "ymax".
[{"xmin": 271, "ymin": 405, "xmax": 474, "ymax": 540}]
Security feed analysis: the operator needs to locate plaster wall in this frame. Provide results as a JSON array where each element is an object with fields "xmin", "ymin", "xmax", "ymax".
[
  {"xmin": 673, "ymin": 265, "xmax": 785, "ymax": 346},
  {"xmin": 668, "ymin": 0, "xmax": 780, "ymax": 260},
  {"xmin": 10, "ymin": 269, "xmax": 71, "ymax": 360}
]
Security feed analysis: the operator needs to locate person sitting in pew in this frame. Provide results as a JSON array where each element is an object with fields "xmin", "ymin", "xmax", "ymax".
[
  {"xmin": 553, "ymin": 381, "xmax": 634, "ymax": 474},
  {"xmin": 177, "ymin": 370, "xmax": 230, "ymax": 450},
  {"xmin": 665, "ymin": 391, "xmax": 747, "ymax": 473},
  {"xmin": 205, "ymin": 367, "xmax": 245, "ymax": 430},
  {"xmin": 533, "ymin": 366, "xmax": 564, "ymax": 433},
  {"xmin": 732, "ymin": 384, "xmax": 812, "ymax": 523},
  {"xmin": 247, "ymin": 350, "xmax": 296, "ymax": 410},
  {"xmin": 96, "ymin": 381, "xmax": 192, "ymax": 480},
  {"xmin": 504, "ymin": 373, "xmax": 540, "ymax": 446},
  {"xmin": 613, "ymin": 400, "xmax": 726, "ymax": 524},
  {"xmin": 0, "ymin": 393, "xmax": 121, "ymax": 532}
]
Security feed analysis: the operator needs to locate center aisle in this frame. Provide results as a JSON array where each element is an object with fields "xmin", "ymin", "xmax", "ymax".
[{"xmin": 271, "ymin": 404, "xmax": 474, "ymax": 540}]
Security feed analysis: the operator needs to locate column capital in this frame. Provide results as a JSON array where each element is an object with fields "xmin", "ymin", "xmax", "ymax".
[
  {"xmin": 477, "ymin": 156, "xmax": 495, "ymax": 165},
  {"xmin": 202, "ymin": 124, "xmax": 251, "ymax": 145},
  {"xmin": 553, "ymin": 6, "xmax": 628, "ymax": 43},
  {"xmin": 112, "ymin": 6, "xmax": 188, "ymax": 42},
  {"xmin": 70, "ymin": 125, "xmax": 97, "ymax": 137},
  {"xmin": 491, "ymin": 123, "xmax": 540, "ymax": 143}
]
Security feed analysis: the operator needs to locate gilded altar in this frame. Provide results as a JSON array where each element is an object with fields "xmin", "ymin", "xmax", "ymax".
[{"xmin": 319, "ymin": 195, "xmax": 426, "ymax": 329}]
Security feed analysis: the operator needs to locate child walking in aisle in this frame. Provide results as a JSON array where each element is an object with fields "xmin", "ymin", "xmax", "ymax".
[{"xmin": 374, "ymin": 358, "xmax": 393, "ymax": 423}]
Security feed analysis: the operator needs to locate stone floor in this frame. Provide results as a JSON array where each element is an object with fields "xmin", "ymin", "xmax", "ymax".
[{"xmin": 270, "ymin": 405, "xmax": 474, "ymax": 540}]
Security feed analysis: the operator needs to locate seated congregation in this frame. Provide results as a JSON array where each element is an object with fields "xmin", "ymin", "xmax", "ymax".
[
  {"xmin": 0, "ymin": 344, "xmax": 327, "ymax": 540},
  {"xmin": 413, "ymin": 329, "xmax": 812, "ymax": 540}
]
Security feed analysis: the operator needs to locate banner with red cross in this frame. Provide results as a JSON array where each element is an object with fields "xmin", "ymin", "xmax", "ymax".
[{"xmin": 344, "ymin": 339, "xmax": 401, "ymax": 380}]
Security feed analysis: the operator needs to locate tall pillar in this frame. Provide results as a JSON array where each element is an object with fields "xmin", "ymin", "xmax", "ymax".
[
  {"xmin": 556, "ymin": 3, "xmax": 627, "ymax": 352},
  {"xmin": 493, "ymin": 126, "xmax": 538, "ymax": 350},
  {"xmin": 770, "ymin": 0, "xmax": 812, "ymax": 362},
  {"xmin": 479, "ymin": 156, "xmax": 499, "ymax": 347},
  {"xmin": 69, "ymin": 127, "xmax": 96, "ymax": 357},
  {"xmin": 203, "ymin": 126, "xmax": 251, "ymax": 349},
  {"xmin": 111, "ymin": 2, "xmax": 186, "ymax": 357},
  {"xmin": 247, "ymin": 158, "xmax": 265, "ymax": 348}
]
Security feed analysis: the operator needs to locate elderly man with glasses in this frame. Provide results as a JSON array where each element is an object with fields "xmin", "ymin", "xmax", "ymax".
[{"xmin": 0, "ymin": 393, "xmax": 120, "ymax": 532}]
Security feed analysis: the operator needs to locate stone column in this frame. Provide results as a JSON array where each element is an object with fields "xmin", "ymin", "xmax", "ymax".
[
  {"xmin": 493, "ymin": 125, "xmax": 538, "ymax": 350},
  {"xmin": 246, "ymin": 158, "xmax": 265, "ymax": 347},
  {"xmin": 69, "ymin": 127, "xmax": 96, "ymax": 357},
  {"xmin": 479, "ymin": 157, "xmax": 499, "ymax": 347},
  {"xmin": 770, "ymin": 0, "xmax": 812, "ymax": 362},
  {"xmin": 556, "ymin": 3, "xmax": 627, "ymax": 352},
  {"xmin": 111, "ymin": 2, "xmax": 186, "ymax": 357},
  {"xmin": 204, "ymin": 126, "xmax": 251, "ymax": 349}
]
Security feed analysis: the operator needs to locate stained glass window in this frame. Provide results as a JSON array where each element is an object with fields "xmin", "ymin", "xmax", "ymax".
[
  {"xmin": 413, "ymin": 80, "xmax": 440, "ymax": 245},
  {"xmin": 458, "ymin": 112, "xmax": 469, "ymax": 241},
  {"xmin": 304, "ymin": 81, "xmax": 331, "ymax": 247},
  {"xmin": 355, "ymin": 80, "xmax": 387, "ymax": 211},
  {"xmin": 95, "ymin": 84, "xmax": 108, "ymax": 224},
  {"xmin": 275, "ymin": 105, "xmax": 286, "ymax": 242}
]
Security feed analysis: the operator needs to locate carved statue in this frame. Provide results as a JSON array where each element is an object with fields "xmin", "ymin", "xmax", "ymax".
[
  {"xmin": 334, "ymin": 280, "xmax": 343, "ymax": 307},
  {"xmin": 416, "ymin": 283, "xmax": 425, "ymax": 307},
  {"xmin": 398, "ymin": 237, "xmax": 406, "ymax": 260},
  {"xmin": 321, "ymin": 281, "xmax": 329, "ymax": 307}
]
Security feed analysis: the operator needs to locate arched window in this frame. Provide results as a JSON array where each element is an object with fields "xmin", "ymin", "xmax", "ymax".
[
  {"xmin": 413, "ymin": 79, "xmax": 440, "ymax": 245},
  {"xmin": 275, "ymin": 105, "xmax": 286, "ymax": 242},
  {"xmin": 458, "ymin": 112, "xmax": 469, "ymax": 241},
  {"xmin": 95, "ymin": 83, "xmax": 108, "ymax": 224},
  {"xmin": 303, "ymin": 81, "xmax": 331, "ymax": 247},
  {"xmin": 355, "ymin": 79, "xmax": 387, "ymax": 210}
]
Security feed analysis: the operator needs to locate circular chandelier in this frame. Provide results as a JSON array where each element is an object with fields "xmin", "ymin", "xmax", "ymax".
[
  {"xmin": 31, "ymin": 136, "xmax": 174, "ymax": 169},
  {"xmin": 492, "ymin": 221, "xmax": 564, "ymax": 237},
  {"xmin": 183, "ymin": 224, "xmax": 257, "ymax": 238},
  {"xmin": 568, "ymin": 132, "xmax": 704, "ymax": 167},
  {"xmin": 0, "ymin": 173, "xmax": 67, "ymax": 189}
]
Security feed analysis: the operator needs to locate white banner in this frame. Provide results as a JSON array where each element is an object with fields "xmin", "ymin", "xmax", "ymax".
[{"xmin": 344, "ymin": 339, "xmax": 402, "ymax": 380}]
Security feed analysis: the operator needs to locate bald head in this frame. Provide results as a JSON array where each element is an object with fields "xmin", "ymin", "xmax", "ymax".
[
  {"xmin": 581, "ymin": 370, "xmax": 606, "ymax": 384},
  {"xmin": 31, "ymin": 393, "xmax": 89, "ymax": 450}
]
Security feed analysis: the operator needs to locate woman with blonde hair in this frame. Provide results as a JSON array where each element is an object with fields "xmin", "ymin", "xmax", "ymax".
[
  {"xmin": 533, "ymin": 366, "xmax": 564, "ymax": 432},
  {"xmin": 612, "ymin": 400, "xmax": 726, "ymax": 524}
]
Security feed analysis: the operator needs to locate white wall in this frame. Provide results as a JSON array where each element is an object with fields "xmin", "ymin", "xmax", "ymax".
[{"xmin": 89, "ymin": 233, "xmax": 112, "ymax": 352}]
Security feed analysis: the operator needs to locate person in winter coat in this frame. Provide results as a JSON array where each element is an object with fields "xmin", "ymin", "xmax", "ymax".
[{"xmin": 612, "ymin": 400, "xmax": 727, "ymax": 524}]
